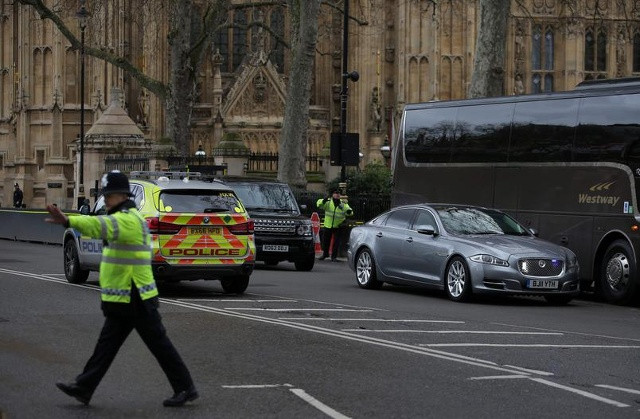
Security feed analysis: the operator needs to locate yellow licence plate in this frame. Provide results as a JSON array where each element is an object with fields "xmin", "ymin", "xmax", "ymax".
[{"xmin": 189, "ymin": 227, "xmax": 222, "ymax": 235}]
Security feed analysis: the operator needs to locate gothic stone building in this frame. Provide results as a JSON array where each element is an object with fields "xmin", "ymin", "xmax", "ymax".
[{"xmin": 1, "ymin": 0, "xmax": 639, "ymax": 208}]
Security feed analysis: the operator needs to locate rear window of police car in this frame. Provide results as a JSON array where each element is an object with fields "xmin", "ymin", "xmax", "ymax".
[{"xmin": 158, "ymin": 190, "xmax": 243, "ymax": 213}]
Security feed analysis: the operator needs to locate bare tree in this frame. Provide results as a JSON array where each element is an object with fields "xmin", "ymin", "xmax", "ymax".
[
  {"xmin": 468, "ymin": 0, "xmax": 509, "ymax": 98},
  {"xmin": 277, "ymin": 0, "xmax": 322, "ymax": 188}
]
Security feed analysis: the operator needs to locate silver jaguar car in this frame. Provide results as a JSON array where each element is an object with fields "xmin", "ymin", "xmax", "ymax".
[{"xmin": 347, "ymin": 204, "xmax": 580, "ymax": 304}]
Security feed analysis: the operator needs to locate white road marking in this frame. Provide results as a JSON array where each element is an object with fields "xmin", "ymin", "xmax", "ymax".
[
  {"xmin": 0, "ymin": 267, "xmax": 630, "ymax": 410},
  {"xmin": 529, "ymin": 378, "xmax": 629, "ymax": 408},
  {"xmin": 247, "ymin": 292, "xmax": 385, "ymax": 311},
  {"xmin": 222, "ymin": 384, "xmax": 293, "ymax": 389},
  {"xmin": 182, "ymin": 299, "xmax": 297, "ymax": 303},
  {"xmin": 344, "ymin": 330, "xmax": 562, "ymax": 335},
  {"xmin": 419, "ymin": 344, "xmax": 640, "ymax": 348},
  {"xmin": 595, "ymin": 384, "xmax": 640, "ymax": 395},
  {"xmin": 290, "ymin": 388, "xmax": 351, "ymax": 419},
  {"xmin": 493, "ymin": 322, "xmax": 640, "ymax": 343},
  {"xmin": 227, "ymin": 308, "xmax": 373, "ymax": 312},
  {"xmin": 503, "ymin": 365, "xmax": 554, "ymax": 376},
  {"xmin": 279, "ymin": 318, "xmax": 464, "ymax": 323},
  {"xmin": 468, "ymin": 375, "xmax": 528, "ymax": 380}
]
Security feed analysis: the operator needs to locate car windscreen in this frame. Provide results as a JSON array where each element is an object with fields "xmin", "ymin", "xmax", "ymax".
[
  {"xmin": 228, "ymin": 183, "xmax": 299, "ymax": 213},
  {"xmin": 435, "ymin": 207, "xmax": 530, "ymax": 236},
  {"xmin": 157, "ymin": 189, "xmax": 243, "ymax": 213}
]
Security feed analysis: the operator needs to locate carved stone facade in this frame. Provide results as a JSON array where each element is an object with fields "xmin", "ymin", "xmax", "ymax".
[{"xmin": 1, "ymin": 0, "xmax": 639, "ymax": 207}]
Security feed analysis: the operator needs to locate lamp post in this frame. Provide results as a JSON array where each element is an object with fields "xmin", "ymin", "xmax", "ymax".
[
  {"xmin": 76, "ymin": 0, "xmax": 89, "ymax": 207},
  {"xmin": 380, "ymin": 138, "xmax": 391, "ymax": 166},
  {"xmin": 340, "ymin": 0, "xmax": 358, "ymax": 182},
  {"xmin": 195, "ymin": 143, "xmax": 206, "ymax": 166}
]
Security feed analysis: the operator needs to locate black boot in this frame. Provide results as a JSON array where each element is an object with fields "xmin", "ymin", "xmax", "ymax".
[
  {"xmin": 163, "ymin": 387, "xmax": 199, "ymax": 407},
  {"xmin": 56, "ymin": 382, "xmax": 92, "ymax": 405}
]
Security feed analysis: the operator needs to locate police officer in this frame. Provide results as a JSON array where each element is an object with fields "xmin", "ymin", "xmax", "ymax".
[
  {"xmin": 45, "ymin": 171, "xmax": 198, "ymax": 407},
  {"xmin": 316, "ymin": 189, "xmax": 353, "ymax": 261}
]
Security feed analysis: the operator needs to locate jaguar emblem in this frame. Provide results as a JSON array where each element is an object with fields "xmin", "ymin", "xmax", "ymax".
[{"xmin": 538, "ymin": 260, "xmax": 546, "ymax": 268}]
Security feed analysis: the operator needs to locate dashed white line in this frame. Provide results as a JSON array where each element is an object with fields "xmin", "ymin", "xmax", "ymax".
[
  {"xmin": 419, "ymin": 344, "xmax": 640, "ymax": 348},
  {"xmin": 290, "ymin": 388, "xmax": 351, "ymax": 419},
  {"xmin": 595, "ymin": 384, "xmax": 640, "ymax": 395},
  {"xmin": 227, "ymin": 308, "xmax": 373, "ymax": 312},
  {"xmin": 468, "ymin": 375, "xmax": 528, "ymax": 380},
  {"xmin": 529, "ymin": 378, "xmax": 629, "ymax": 408},
  {"xmin": 183, "ymin": 299, "xmax": 297, "ymax": 303},
  {"xmin": 503, "ymin": 365, "xmax": 554, "ymax": 376},
  {"xmin": 279, "ymin": 318, "xmax": 464, "ymax": 323},
  {"xmin": 222, "ymin": 384, "xmax": 293, "ymax": 389},
  {"xmin": 344, "ymin": 330, "xmax": 562, "ymax": 335}
]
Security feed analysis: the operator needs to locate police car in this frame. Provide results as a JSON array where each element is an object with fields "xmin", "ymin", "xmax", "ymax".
[{"xmin": 62, "ymin": 171, "xmax": 256, "ymax": 293}]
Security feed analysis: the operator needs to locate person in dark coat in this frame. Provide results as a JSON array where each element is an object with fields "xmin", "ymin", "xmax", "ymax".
[{"xmin": 13, "ymin": 183, "xmax": 23, "ymax": 208}]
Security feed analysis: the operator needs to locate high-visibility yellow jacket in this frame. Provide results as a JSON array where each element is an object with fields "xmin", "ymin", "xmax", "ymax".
[
  {"xmin": 69, "ymin": 201, "xmax": 158, "ymax": 305},
  {"xmin": 316, "ymin": 198, "xmax": 353, "ymax": 228}
]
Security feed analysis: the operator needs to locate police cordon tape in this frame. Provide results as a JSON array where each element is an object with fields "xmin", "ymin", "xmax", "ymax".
[{"xmin": 0, "ymin": 208, "xmax": 80, "ymax": 244}]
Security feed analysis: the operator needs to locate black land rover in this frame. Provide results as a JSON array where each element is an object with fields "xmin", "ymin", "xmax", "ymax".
[{"xmin": 219, "ymin": 177, "xmax": 315, "ymax": 271}]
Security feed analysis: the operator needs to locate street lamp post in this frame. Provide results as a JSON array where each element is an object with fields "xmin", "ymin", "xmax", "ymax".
[
  {"xmin": 340, "ymin": 0, "xmax": 358, "ymax": 183},
  {"xmin": 195, "ymin": 143, "xmax": 206, "ymax": 166},
  {"xmin": 76, "ymin": 0, "xmax": 89, "ymax": 208}
]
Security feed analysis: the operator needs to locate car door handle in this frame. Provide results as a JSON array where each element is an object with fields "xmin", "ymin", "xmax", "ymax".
[
  {"xmin": 406, "ymin": 237, "xmax": 413, "ymax": 243},
  {"xmin": 376, "ymin": 232, "xmax": 383, "ymax": 238}
]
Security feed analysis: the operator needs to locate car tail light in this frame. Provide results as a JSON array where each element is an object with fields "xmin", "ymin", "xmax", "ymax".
[
  {"xmin": 146, "ymin": 217, "xmax": 182, "ymax": 235},
  {"xmin": 228, "ymin": 220, "xmax": 254, "ymax": 235}
]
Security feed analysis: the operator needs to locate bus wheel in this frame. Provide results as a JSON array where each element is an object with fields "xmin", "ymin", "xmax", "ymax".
[{"xmin": 599, "ymin": 240, "xmax": 638, "ymax": 305}]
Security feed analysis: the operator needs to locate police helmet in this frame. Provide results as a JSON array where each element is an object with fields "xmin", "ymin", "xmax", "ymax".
[{"xmin": 101, "ymin": 170, "xmax": 133, "ymax": 196}]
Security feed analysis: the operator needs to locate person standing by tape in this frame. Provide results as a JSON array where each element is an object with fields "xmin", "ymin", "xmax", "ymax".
[{"xmin": 45, "ymin": 170, "xmax": 198, "ymax": 407}]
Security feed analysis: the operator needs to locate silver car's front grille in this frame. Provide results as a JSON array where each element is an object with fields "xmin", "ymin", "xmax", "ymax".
[
  {"xmin": 517, "ymin": 258, "xmax": 564, "ymax": 277},
  {"xmin": 253, "ymin": 219, "xmax": 296, "ymax": 235}
]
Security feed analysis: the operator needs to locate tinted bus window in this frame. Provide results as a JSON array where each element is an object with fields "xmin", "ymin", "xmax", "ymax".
[
  {"xmin": 404, "ymin": 107, "xmax": 457, "ymax": 163},
  {"xmin": 451, "ymin": 103, "xmax": 513, "ymax": 162},
  {"xmin": 509, "ymin": 98, "xmax": 578, "ymax": 162},
  {"xmin": 574, "ymin": 93, "xmax": 640, "ymax": 163}
]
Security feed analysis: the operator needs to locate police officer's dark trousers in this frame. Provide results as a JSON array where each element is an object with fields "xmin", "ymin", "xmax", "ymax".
[
  {"xmin": 321, "ymin": 227, "xmax": 343, "ymax": 260},
  {"xmin": 75, "ymin": 289, "xmax": 194, "ymax": 395}
]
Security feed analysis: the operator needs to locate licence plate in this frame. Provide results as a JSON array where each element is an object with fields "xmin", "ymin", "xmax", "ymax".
[
  {"xmin": 263, "ymin": 245, "xmax": 289, "ymax": 252},
  {"xmin": 527, "ymin": 279, "xmax": 559, "ymax": 289},
  {"xmin": 189, "ymin": 227, "xmax": 222, "ymax": 235}
]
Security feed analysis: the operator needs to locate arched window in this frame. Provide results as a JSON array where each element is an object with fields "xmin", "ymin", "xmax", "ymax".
[
  {"xmin": 233, "ymin": 10, "xmax": 247, "ymax": 71},
  {"xmin": 531, "ymin": 24, "xmax": 554, "ymax": 93},
  {"xmin": 633, "ymin": 32, "xmax": 640, "ymax": 73},
  {"xmin": 585, "ymin": 28, "xmax": 607, "ymax": 79},
  {"xmin": 269, "ymin": 7, "xmax": 285, "ymax": 72}
]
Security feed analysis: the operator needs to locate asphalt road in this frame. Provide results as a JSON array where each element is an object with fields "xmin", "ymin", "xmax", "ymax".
[{"xmin": 1, "ymin": 240, "xmax": 640, "ymax": 418}]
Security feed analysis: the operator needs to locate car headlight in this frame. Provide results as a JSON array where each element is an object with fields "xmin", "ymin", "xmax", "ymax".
[
  {"xmin": 566, "ymin": 254, "xmax": 579, "ymax": 270},
  {"xmin": 470, "ymin": 254, "xmax": 509, "ymax": 267},
  {"xmin": 296, "ymin": 221, "xmax": 312, "ymax": 236}
]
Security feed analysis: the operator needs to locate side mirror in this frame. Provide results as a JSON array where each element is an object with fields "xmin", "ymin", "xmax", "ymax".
[
  {"xmin": 79, "ymin": 205, "xmax": 90, "ymax": 215},
  {"xmin": 529, "ymin": 228, "xmax": 539, "ymax": 237},
  {"xmin": 416, "ymin": 224, "xmax": 438, "ymax": 236}
]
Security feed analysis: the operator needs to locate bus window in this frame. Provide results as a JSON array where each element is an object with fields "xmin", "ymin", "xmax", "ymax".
[
  {"xmin": 404, "ymin": 107, "xmax": 457, "ymax": 163},
  {"xmin": 575, "ymin": 93, "xmax": 640, "ymax": 163},
  {"xmin": 451, "ymin": 103, "xmax": 513, "ymax": 162},
  {"xmin": 510, "ymin": 98, "xmax": 578, "ymax": 162}
]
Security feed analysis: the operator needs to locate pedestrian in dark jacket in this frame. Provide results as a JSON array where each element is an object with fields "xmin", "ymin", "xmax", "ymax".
[
  {"xmin": 45, "ymin": 171, "xmax": 198, "ymax": 407},
  {"xmin": 13, "ymin": 183, "xmax": 23, "ymax": 208}
]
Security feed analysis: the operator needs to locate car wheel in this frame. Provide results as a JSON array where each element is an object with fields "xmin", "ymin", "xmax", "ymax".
[
  {"xmin": 64, "ymin": 239, "xmax": 89, "ymax": 284},
  {"xmin": 294, "ymin": 254, "xmax": 315, "ymax": 271},
  {"xmin": 445, "ymin": 256, "xmax": 472, "ymax": 302},
  {"xmin": 221, "ymin": 275, "xmax": 250, "ymax": 294},
  {"xmin": 599, "ymin": 240, "xmax": 638, "ymax": 305},
  {"xmin": 356, "ymin": 248, "xmax": 382, "ymax": 290},
  {"xmin": 544, "ymin": 295, "xmax": 573, "ymax": 305}
]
